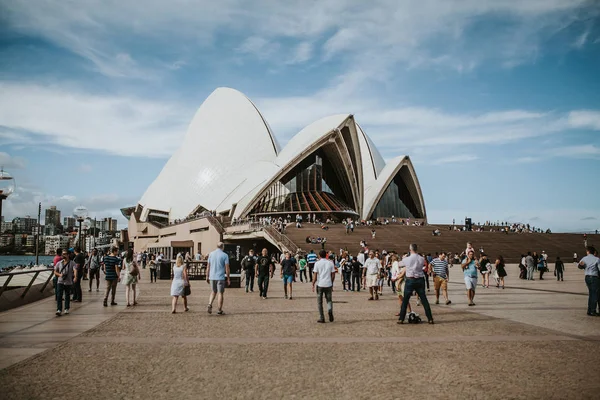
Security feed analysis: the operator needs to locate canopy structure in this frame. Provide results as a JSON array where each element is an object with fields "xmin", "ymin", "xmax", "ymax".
[{"xmin": 133, "ymin": 87, "xmax": 426, "ymax": 223}]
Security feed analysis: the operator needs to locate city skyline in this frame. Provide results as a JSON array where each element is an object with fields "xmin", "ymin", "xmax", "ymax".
[{"xmin": 1, "ymin": 1, "xmax": 599, "ymax": 232}]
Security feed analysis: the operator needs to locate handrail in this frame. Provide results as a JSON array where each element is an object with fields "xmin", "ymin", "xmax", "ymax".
[
  {"xmin": 264, "ymin": 225, "xmax": 298, "ymax": 254},
  {"xmin": 0, "ymin": 267, "xmax": 54, "ymax": 298},
  {"xmin": 206, "ymin": 215, "xmax": 225, "ymax": 234}
]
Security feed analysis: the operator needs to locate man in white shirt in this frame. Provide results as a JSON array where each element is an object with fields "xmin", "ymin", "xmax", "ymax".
[
  {"xmin": 312, "ymin": 250, "xmax": 336, "ymax": 323},
  {"xmin": 398, "ymin": 244, "xmax": 434, "ymax": 324},
  {"xmin": 363, "ymin": 251, "xmax": 381, "ymax": 300},
  {"xmin": 578, "ymin": 246, "xmax": 599, "ymax": 316}
]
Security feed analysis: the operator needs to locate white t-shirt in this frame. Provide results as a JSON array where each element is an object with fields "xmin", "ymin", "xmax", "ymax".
[
  {"xmin": 313, "ymin": 258, "xmax": 335, "ymax": 287},
  {"xmin": 400, "ymin": 253, "xmax": 425, "ymax": 278},
  {"xmin": 364, "ymin": 257, "xmax": 380, "ymax": 275}
]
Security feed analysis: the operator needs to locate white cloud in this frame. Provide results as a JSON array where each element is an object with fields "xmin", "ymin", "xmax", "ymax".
[
  {"xmin": 236, "ymin": 37, "xmax": 281, "ymax": 59},
  {"xmin": 286, "ymin": 42, "xmax": 313, "ymax": 65},
  {"xmin": 568, "ymin": 110, "xmax": 600, "ymax": 130},
  {"xmin": 0, "ymin": 82, "xmax": 192, "ymax": 157},
  {"xmin": 0, "ymin": 152, "xmax": 27, "ymax": 169},
  {"xmin": 432, "ymin": 155, "xmax": 478, "ymax": 165}
]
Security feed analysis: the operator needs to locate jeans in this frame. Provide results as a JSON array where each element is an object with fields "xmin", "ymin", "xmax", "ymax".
[
  {"xmin": 342, "ymin": 272, "xmax": 352, "ymax": 290},
  {"xmin": 258, "ymin": 274, "xmax": 270, "ymax": 297},
  {"xmin": 399, "ymin": 277, "xmax": 433, "ymax": 322},
  {"xmin": 308, "ymin": 264, "xmax": 314, "ymax": 282},
  {"xmin": 104, "ymin": 279, "xmax": 118, "ymax": 303},
  {"xmin": 56, "ymin": 283, "xmax": 72, "ymax": 312},
  {"xmin": 299, "ymin": 269, "xmax": 307, "ymax": 282},
  {"xmin": 352, "ymin": 273, "xmax": 361, "ymax": 291},
  {"xmin": 424, "ymin": 273, "xmax": 430, "ymax": 290},
  {"xmin": 72, "ymin": 278, "xmax": 82, "ymax": 301},
  {"xmin": 539, "ymin": 267, "xmax": 545, "ymax": 280},
  {"xmin": 556, "ymin": 270, "xmax": 563, "ymax": 281},
  {"xmin": 316, "ymin": 286, "xmax": 333, "ymax": 320},
  {"xmin": 53, "ymin": 276, "xmax": 58, "ymax": 300},
  {"xmin": 527, "ymin": 266, "xmax": 534, "ymax": 280},
  {"xmin": 150, "ymin": 268, "xmax": 157, "ymax": 282},
  {"xmin": 245, "ymin": 271, "xmax": 255, "ymax": 291},
  {"xmin": 584, "ymin": 275, "xmax": 599, "ymax": 314}
]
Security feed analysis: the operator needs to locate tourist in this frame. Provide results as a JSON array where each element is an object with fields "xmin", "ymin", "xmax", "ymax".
[
  {"xmin": 479, "ymin": 254, "xmax": 490, "ymax": 288},
  {"xmin": 280, "ymin": 251, "xmax": 297, "ymax": 300},
  {"xmin": 350, "ymin": 256, "xmax": 362, "ymax": 292},
  {"xmin": 312, "ymin": 249, "xmax": 336, "ymax": 323},
  {"xmin": 431, "ymin": 252, "xmax": 451, "ymax": 305},
  {"xmin": 72, "ymin": 247, "xmax": 85, "ymax": 302},
  {"xmin": 306, "ymin": 249, "xmax": 317, "ymax": 282},
  {"xmin": 577, "ymin": 246, "xmax": 599, "ymax": 316},
  {"xmin": 341, "ymin": 253, "xmax": 352, "ymax": 291},
  {"xmin": 141, "ymin": 251, "xmax": 147, "ymax": 269},
  {"xmin": 206, "ymin": 242, "xmax": 230, "ymax": 315},
  {"xmin": 102, "ymin": 246, "xmax": 121, "ymax": 307},
  {"xmin": 241, "ymin": 249, "xmax": 257, "ymax": 293},
  {"xmin": 364, "ymin": 251, "xmax": 381, "ymax": 300},
  {"xmin": 171, "ymin": 254, "xmax": 189, "ymax": 313},
  {"xmin": 298, "ymin": 255, "xmax": 308, "ymax": 283},
  {"xmin": 54, "ymin": 249, "xmax": 75, "ymax": 316},
  {"xmin": 391, "ymin": 254, "xmax": 411, "ymax": 316},
  {"xmin": 462, "ymin": 250, "xmax": 479, "ymax": 306},
  {"xmin": 465, "ymin": 242, "xmax": 475, "ymax": 255},
  {"xmin": 538, "ymin": 254, "xmax": 547, "ymax": 280},
  {"xmin": 555, "ymin": 257, "xmax": 564, "ymax": 282},
  {"xmin": 256, "ymin": 248, "xmax": 274, "ymax": 299},
  {"xmin": 87, "ymin": 248, "xmax": 101, "ymax": 292},
  {"xmin": 495, "ymin": 255, "xmax": 507, "ymax": 288},
  {"xmin": 525, "ymin": 252, "xmax": 535, "ymax": 281},
  {"xmin": 53, "ymin": 248, "xmax": 62, "ymax": 301},
  {"xmin": 397, "ymin": 244, "xmax": 434, "ymax": 324},
  {"xmin": 371, "ymin": 229, "xmax": 376, "ymax": 239},
  {"xmin": 122, "ymin": 249, "xmax": 139, "ymax": 307},
  {"xmin": 149, "ymin": 254, "xmax": 157, "ymax": 283}
]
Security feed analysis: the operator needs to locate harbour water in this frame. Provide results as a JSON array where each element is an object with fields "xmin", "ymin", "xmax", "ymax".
[{"xmin": 0, "ymin": 255, "xmax": 54, "ymax": 270}]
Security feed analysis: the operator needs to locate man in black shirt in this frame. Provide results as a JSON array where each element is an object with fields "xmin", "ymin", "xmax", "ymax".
[
  {"xmin": 241, "ymin": 249, "xmax": 257, "ymax": 293},
  {"xmin": 72, "ymin": 247, "xmax": 85, "ymax": 302},
  {"xmin": 280, "ymin": 251, "xmax": 297, "ymax": 300},
  {"xmin": 255, "ymin": 248, "xmax": 274, "ymax": 299},
  {"xmin": 351, "ymin": 256, "xmax": 362, "ymax": 292}
]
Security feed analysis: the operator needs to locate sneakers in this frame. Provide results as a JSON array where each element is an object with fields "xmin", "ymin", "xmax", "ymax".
[
  {"xmin": 56, "ymin": 310, "xmax": 61, "ymax": 316},
  {"xmin": 207, "ymin": 304, "xmax": 212, "ymax": 314},
  {"xmin": 217, "ymin": 310, "xmax": 224, "ymax": 315},
  {"xmin": 64, "ymin": 309, "xmax": 69, "ymax": 315},
  {"xmin": 435, "ymin": 300, "xmax": 440, "ymax": 305},
  {"xmin": 446, "ymin": 300, "xmax": 452, "ymax": 305},
  {"xmin": 317, "ymin": 319, "xmax": 325, "ymax": 323},
  {"xmin": 328, "ymin": 311, "xmax": 334, "ymax": 322},
  {"xmin": 103, "ymin": 300, "xmax": 107, "ymax": 307},
  {"xmin": 110, "ymin": 302, "xmax": 118, "ymax": 306}
]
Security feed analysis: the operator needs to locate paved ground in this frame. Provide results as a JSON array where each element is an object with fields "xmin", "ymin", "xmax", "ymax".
[{"xmin": 1, "ymin": 264, "xmax": 599, "ymax": 399}]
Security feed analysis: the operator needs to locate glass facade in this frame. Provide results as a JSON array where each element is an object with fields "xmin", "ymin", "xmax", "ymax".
[
  {"xmin": 371, "ymin": 166, "xmax": 423, "ymax": 219},
  {"xmin": 249, "ymin": 150, "xmax": 357, "ymax": 216}
]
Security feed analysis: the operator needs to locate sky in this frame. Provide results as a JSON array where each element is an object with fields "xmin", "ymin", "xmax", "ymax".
[{"xmin": 0, "ymin": 0, "xmax": 599, "ymax": 232}]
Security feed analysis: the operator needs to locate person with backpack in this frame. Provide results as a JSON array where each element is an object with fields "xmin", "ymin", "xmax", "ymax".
[
  {"xmin": 298, "ymin": 255, "xmax": 308, "ymax": 283},
  {"xmin": 87, "ymin": 248, "xmax": 102, "ymax": 292},
  {"xmin": 54, "ymin": 249, "xmax": 76, "ymax": 316},
  {"xmin": 341, "ymin": 252, "xmax": 352, "ymax": 291},
  {"xmin": 122, "ymin": 249, "xmax": 140, "ymax": 307},
  {"xmin": 241, "ymin": 249, "xmax": 257, "ymax": 293}
]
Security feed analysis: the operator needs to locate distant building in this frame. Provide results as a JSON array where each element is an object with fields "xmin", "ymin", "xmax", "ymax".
[
  {"xmin": 0, "ymin": 233, "xmax": 14, "ymax": 247},
  {"xmin": 0, "ymin": 221, "xmax": 12, "ymax": 233},
  {"xmin": 63, "ymin": 216, "xmax": 76, "ymax": 229},
  {"xmin": 12, "ymin": 217, "xmax": 37, "ymax": 234},
  {"xmin": 25, "ymin": 235, "xmax": 36, "ymax": 248},
  {"xmin": 44, "ymin": 224, "xmax": 58, "ymax": 236},
  {"xmin": 45, "ymin": 235, "xmax": 71, "ymax": 255},
  {"xmin": 44, "ymin": 206, "xmax": 61, "ymax": 227},
  {"xmin": 106, "ymin": 218, "xmax": 118, "ymax": 232}
]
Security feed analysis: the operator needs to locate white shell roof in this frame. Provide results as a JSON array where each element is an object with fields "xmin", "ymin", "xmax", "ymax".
[{"xmin": 137, "ymin": 88, "xmax": 425, "ymax": 222}]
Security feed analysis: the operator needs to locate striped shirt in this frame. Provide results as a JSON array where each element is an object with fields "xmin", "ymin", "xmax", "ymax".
[
  {"xmin": 430, "ymin": 258, "xmax": 448, "ymax": 279},
  {"xmin": 306, "ymin": 253, "xmax": 317, "ymax": 264},
  {"xmin": 103, "ymin": 255, "xmax": 121, "ymax": 280}
]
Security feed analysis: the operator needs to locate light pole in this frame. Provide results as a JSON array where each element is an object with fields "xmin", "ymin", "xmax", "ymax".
[
  {"xmin": 73, "ymin": 205, "xmax": 88, "ymax": 251},
  {"xmin": 0, "ymin": 167, "xmax": 16, "ymax": 223},
  {"xmin": 82, "ymin": 219, "xmax": 90, "ymax": 252}
]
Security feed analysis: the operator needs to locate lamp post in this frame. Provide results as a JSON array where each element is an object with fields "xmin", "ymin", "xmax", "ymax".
[
  {"xmin": 0, "ymin": 167, "xmax": 16, "ymax": 223},
  {"xmin": 73, "ymin": 205, "xmax": 88, "ymax": 251},
  {"xmin": 82, "ymin": 219, "xmax": 90, "ymax": 252}
]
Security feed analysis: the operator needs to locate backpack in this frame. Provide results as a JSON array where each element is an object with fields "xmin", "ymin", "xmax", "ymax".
[
  {"xmin": 129, "ymin": 261, "xmax": 140, "ymax": 277},
  {"xmin": 408, "ymin": 312, "xmax": 422, "ymax": 324}
]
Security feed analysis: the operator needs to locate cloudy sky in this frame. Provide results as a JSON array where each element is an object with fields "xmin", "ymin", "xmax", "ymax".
[{"xmin": 1, "ymin": 0, "xmax": 599, "ymax": 232}]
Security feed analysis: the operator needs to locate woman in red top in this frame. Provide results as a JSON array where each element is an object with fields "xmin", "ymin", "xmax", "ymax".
[{"xmin": 52, "ymin": 248, "xmax": 63, "ymax": 300}]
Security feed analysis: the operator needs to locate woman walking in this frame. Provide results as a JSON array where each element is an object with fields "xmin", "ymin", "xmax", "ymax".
[
  {"xmin": 495, "ymin": 255, "xmax": 507, "ymax": 289},
  {"xmin": 148, "ymin": 254, "xmax": 157, "ymax": 283},
  {"xmin": 122, "ymin": 249, "xmax": 139, "ymax": 307},
  {"xmin": 170, "ymin": 255, "xmax": 189, "ymax": 313}
]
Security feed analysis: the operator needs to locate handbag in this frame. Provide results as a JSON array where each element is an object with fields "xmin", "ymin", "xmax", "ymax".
[
  {"xmin": 184, "ymin": 284, "xmax": 191, "ymax": 296},
  {"xmin": 129, "ymin": 261, "xmax": 140, "ymax": 277}
]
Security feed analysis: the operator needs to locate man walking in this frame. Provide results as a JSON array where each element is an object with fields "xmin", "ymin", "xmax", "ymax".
[
  {"xmin": 462, "ymin": 250, "xmax": 479, "ymax": 306},
  {"xmin": 351, "ymin": 256, "xmax": 362, "ymax": 292},
  {"xmin": 87, "ymin": 248, "xmax": 101, "ymax": 292},
  {"xmin": 306, "ymin": 250, "xmax": 317, "ymax": 282},
  {"xmin": 256, "ymin": 248, "xmax": 274, "ymax": 299},
  {"xmin": 102, "ymin": 246, "xmax": 121, "ymax": 307},
  {"xmin": 280, "ymin": 251, "xmax": 297, "ymax": 300},
  {"xmin": 555, "ymin": 256, "xmax": 564, "ymax": 282},
  {"xmin": 72, "ymin": 247, "xmax": 85, "ymax": 302},
  {"xmin": 206, "ymin": 242, "xmax": 230, "ymax": 315},
  {"xmin": 397, "ymin": 244, "xmax": 434, "ymax": 324},
  {"xmin": 364, "ymin": 251, "xmax": 381, "ymax": 300},
  {"xmin": 578, "ymin": 246, "xmax": 599, "ymax": 316},
  {"xmin": 241, "ymin": 249, "xmax": 257, "ymax": 293},
  {"xmin": 54, "ymin": 250, "xmax": 75, "ymax": 316},
  {"xmin": 525, "ymin": 252, "xmax": 535, "ymax": 280},
  {"xmin": 312, "ymin": 249, "xmax": 335, "ymax": 323},
  {"xmin": 431, "ymin": 252, "xmax": 451, "ymax": 305}
]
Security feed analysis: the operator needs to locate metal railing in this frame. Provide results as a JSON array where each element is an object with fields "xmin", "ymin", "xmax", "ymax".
[
  {"xmin": 0, "ymin": 268, "xmax": 54, "ymax": 298},
  {"xmin": 264, "ymin": 225, "xmax": 299, "ymax": 254}
]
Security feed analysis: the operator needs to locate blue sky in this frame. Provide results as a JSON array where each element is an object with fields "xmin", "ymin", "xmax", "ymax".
[{"xmin": 0, "ymin": 0, "xmax": 599, "ymax": 232}]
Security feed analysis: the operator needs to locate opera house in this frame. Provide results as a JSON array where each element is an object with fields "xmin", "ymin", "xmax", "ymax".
[{"xmin": 123, "ymin": 88, "xmax": 426, "ymax": 258}]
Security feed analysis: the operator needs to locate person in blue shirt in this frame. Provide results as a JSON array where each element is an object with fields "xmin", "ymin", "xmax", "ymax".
[
  {"xmin": 461, "ymin": 250, "xmax": 480, "ymax": 306},
  {"xmin": 206, "ymin": 242, "xmax": 230, "ymax": 315}
]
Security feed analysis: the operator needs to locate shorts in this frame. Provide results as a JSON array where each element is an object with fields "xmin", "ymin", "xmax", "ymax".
[
  {"xmin": 434, "ymin": 276, "xmax": 447, "ymax": 291},
  {"xmin": 89, "ymin": 269, "xmax": 100, "ymax": 279},
  {"xmin": 283, "ymin": 274, "xmax": 294, "ymax": 284},
  {"xmin": 366, "ymin": 274, "xmax": 378, "ymax": 288},
  {"xmin": 464, "ymin": 276, "xmax": 477, "ymax": 290},
  {"xmin": 211, "ymin": 280, "xmax": 225, "ymax": 293}
]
